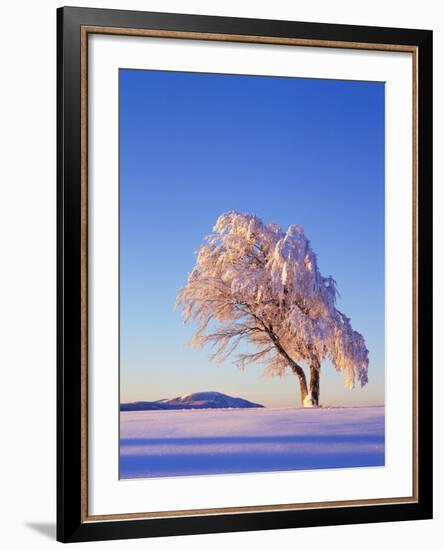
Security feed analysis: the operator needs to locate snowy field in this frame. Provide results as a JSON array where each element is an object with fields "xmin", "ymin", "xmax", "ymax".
[{"xmin": 120, "ymin": 406, "xmax": 385, "ymax": 479}]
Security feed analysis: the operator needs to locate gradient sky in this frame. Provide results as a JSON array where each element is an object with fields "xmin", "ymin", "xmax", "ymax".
[{"xmin": 119, "ymin": 69, "xmax": 385, "ymax": 408}]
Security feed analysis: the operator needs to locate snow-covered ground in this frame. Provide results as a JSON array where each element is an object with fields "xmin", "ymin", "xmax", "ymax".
[{"xmin": 120, "ymin": 406, "xmax": 384, "ymax": 479}]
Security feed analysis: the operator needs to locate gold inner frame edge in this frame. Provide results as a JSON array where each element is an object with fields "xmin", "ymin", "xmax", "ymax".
[{"xmin": 79, "ymin": 25, "xmax": 419, "ymax": 523}]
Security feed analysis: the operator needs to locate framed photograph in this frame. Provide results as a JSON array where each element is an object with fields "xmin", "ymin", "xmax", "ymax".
[{"xmin": 57, "ymin": 6, "xmax": 433, "ymax": 543}]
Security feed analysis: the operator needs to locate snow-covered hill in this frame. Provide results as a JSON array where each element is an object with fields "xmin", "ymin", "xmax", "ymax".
[
  {"xmin": 120, "ymin": 391, "xmax": 264, "ymax": 411},
  {"xmin": 120, "ymin": 406, "xmax": 385, "ymax": 479}
]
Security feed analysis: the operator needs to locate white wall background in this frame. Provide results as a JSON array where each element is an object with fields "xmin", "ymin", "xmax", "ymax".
[{"xmin": 0, "ymin": 0, "xmax": 440, "ymax": 548}]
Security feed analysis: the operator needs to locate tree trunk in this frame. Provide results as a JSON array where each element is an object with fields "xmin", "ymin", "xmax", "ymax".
[
  {"xmin": 308, "ymin": 359, "xmax": 321, "ymax": 407},
  {"xmin": 260, "ymin": 323, "xmax": 311, "ymax": 407},
  {"xmin": 289, "ymin": 363, "xmax": 309, "ymax": 405}
]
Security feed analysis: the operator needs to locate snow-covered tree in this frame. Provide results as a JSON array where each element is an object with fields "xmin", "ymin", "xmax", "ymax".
[{"xmin": 177, "ymin": 211, "xmax": 369, "ymax": 407}]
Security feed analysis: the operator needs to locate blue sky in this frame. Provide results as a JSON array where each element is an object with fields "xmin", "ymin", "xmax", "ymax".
[{"xmin": 119, "ymin": 69, "xmax": 385, "ymax": 408}]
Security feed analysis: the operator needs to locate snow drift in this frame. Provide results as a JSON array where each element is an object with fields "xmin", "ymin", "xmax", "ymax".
[{"xmin": 120, "ymin": 406, "xmax": 384, "ymax": 479}]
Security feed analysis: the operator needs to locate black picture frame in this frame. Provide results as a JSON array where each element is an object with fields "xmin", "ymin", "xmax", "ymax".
[{"xmin": 57, "ymin": 6, "xmax": 433, "ymax": 543}]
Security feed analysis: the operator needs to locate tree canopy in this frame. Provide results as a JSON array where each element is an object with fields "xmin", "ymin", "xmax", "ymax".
[{"xmin": 177, "ymin": 211, "xmax": 369, "ymax": 406}]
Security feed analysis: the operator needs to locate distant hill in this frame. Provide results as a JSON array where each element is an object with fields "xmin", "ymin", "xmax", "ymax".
[{"xmin": 120, "ymin": 391, "xmax": 264, "ymax": 411}]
